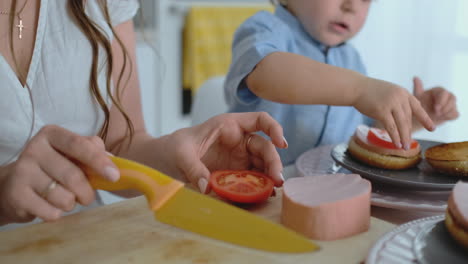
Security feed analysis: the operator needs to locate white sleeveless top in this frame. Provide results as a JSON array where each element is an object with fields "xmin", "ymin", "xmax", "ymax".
[
  {"xmin": 0, "ymin": 0, "xmax": 139, "ymax": 164},
  {"xmin": 0, "ymin": 0, "xmax": 139, "ymax": 230}
]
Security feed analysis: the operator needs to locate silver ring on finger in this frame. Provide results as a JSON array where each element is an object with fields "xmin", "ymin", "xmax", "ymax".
[
  {"xmin": 41, "ymin": 180, "xmax": 58, "ymax": 199},
  {"xmin": 245, "ymin": 133, "xmax": 255, "ymax": 152}
]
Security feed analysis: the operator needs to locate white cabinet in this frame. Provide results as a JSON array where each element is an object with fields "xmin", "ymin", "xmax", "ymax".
[
  {"xmin": 136, "ymin": 0, "xmax": 270, "ymax": 137},
  {"xmin": 136, "ymin": 0, "xmax": 192, "ymax": 138}
]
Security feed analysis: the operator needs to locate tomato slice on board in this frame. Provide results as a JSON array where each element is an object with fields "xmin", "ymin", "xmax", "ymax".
[
  {"xmin": 367, "ymin": 127, "xmax": 419, "ymax": 149},
  {"xmin": 209, "ymin": 170, "xmax": 274, "ymax": 204}
]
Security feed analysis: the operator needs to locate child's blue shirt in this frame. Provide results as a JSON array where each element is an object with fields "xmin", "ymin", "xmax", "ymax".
[{"xmin": 224, "ymin": 5, "xmax": 373, "ymax": 165}]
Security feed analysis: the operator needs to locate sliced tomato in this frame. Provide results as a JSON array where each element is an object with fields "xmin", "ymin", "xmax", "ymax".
[
  {"xmin": 209, "ymin": 170, "xmax": 274, "ymax": 204},
  {"xmin": 367, "ymin": 127, "xmax": 419, "ymax": 149}
]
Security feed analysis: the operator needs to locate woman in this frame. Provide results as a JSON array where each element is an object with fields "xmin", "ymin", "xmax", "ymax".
[{"xmin": 0, "ymin": 0, "xmax": 287, "ymax": 227}]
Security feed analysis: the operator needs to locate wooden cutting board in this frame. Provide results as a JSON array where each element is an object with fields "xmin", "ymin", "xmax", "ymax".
[{"xmin": 0, "ymin": 191, "xmax": 395, "ymax": 264}]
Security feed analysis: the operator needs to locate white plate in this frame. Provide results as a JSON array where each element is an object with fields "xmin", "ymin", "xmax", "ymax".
[
  {"xmin": 366, "ymin": 215, "xmax": 444, "ymax": 264},
  {"xmin": 296, "ymin": 145, "xmax": 449, "ymax": 212},
  {"xmin": 371, "ymin": 188, "xmax": 448, "ymax": 212},
  {"xmin": 413, "ymin": 218, "xmax": 468, "ymax": 264}
]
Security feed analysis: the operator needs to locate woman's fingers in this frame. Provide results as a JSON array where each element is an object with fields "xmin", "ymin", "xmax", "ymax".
[
  {"xmin": 33, "ymin": 172, "xmax": 77, "ymax": 212},
  {"xmin": 245, "ymin": 134, "xmax": 284, "ymax": 186},
  {"xmin": 22, "ymin": 155, "xmax": 78, "ymax": 215},
  {"xmin": 0, "ymin": 127, "xmax": 111, "ymax": 224},
  {"xmin": 44, "ymin": 126, "xmax": 120, "ymax": 182},
  {"xmin": 177, "ymin": 148, "xmax": 211, "ymax": 194},
  {"xmin": 22, "ymin": 188, "xmax": 62, "ymax": 222},
  {"xmin": 234, "ymin": 112, "xmax": 287, "ymax": 149},
  {"xmin": 87, "ymin": 135, "xmax": 107, "ymax": 150},
  {"xmin": 249, "ymin": 155, "xmax": 265, "ymax": 172},
  {"xmin": 177, "ymin": 112, "xmax": 287, "ymax": 193},
  {"xmin": 42, "ymin": 183, "xmax": 77, "ymax": 212},
  {"xmin": 37, "ymin": 149, "xmax": 95, "ymax": 206}
]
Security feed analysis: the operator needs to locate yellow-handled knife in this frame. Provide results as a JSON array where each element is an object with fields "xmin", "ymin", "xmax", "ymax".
[{"xmin": 87, "ymin": 156, "xmax": 318, "ymax": 253}]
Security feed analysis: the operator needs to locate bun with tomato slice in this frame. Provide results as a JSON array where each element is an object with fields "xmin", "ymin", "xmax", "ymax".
[
  {"xmin": 347, "ymin": 125, "xmax": 421, "ymax": 170},
  {"xmin": 445, "ymin": 181, "xmax": 468, "ymax": 249},
  {"xmin": 425, "ymin": 142, "xmax": 468, "ymax": 177}
]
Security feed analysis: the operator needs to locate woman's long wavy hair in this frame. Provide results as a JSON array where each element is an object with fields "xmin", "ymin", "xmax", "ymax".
[{"xmin": 8, "ymin": 0, "xmax": 134, "ymax": 151}]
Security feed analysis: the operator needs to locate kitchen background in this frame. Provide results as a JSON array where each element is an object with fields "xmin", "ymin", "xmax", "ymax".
[{"xmin": 102, "ymin": 0, "xmax": 468, "ymax": 203}]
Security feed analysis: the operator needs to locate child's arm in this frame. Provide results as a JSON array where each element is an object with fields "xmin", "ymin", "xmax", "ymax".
[
  {"xmin": 247, "ymin": 52, "xmax": 365, "ymax": 105},
  {"xmin": 246, "ymin": 51, "xmax": 435, "ymax": 150}
]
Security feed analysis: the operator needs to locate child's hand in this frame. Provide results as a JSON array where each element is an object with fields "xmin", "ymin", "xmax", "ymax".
[
  {"xmin": 412, "ymin": 76, "xmax": 459, "ymax": 129},
  {"xmin": 354, "ymin": 78, "xmax": 435, "ymax": 150}
]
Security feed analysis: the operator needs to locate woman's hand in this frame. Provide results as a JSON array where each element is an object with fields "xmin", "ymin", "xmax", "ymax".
[
  {"xmin": 353, "ymin": 78, "xmax": 435, "ymax": 150},
  {"xmin": 160, "ymin": 112, "xmax": 288, "ymax": 194},
  {"xmin": 0, "ymin": 125, "xmax": 119, "ymax": 225},
  {"xmin": 412, "ymin": 76, "xmax": 459, "ymax": 129}
]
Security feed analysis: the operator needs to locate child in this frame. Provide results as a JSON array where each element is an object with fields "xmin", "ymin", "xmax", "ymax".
[
  {"xmin": 0, "ymin": 0, "xmax": 287, "ymax": 227},
  {"xmin": 224, "ymin": 0, "xmax": 459, "ymax": 165}
]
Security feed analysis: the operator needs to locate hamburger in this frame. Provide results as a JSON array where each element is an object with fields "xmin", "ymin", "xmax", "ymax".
[
  {"xmin": 348, "ymin": 125, "xmax": 421, "ymax": 170},
  {"xmin": 445, "ymin": 181, "xmax": 468, "ymax": 249}
]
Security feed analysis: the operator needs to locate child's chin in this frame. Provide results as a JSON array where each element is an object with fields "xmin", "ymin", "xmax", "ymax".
[{"xmin": 319, "ymin": 35, "xmax": 349, "ymax": 47}]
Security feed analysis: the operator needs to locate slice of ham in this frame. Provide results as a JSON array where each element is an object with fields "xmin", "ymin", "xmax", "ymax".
[
  {"xmin": 448, "ymin": 181, "xmax": 468, "ymax": 229},
  {"xmin": 354, "ymin": 125, "xmax": 420, "ymax": 158},
  {"xmin": 281, "ymin": 174, "xmax": 371, "ymax": 241}
]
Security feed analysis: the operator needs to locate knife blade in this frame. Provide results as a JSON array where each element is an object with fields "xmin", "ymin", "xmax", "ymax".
[{"xmin": 87, "ymin": 156, "xmax": 319, "ymax": 253}]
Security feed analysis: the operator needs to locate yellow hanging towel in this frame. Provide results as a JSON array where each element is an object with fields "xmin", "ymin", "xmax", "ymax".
[{"xmin": 183, "ymin": 6, "xmax": 273, "ymax": 93}]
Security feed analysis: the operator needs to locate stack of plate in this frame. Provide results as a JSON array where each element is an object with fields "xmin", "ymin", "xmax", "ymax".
[
  {"xmin": 295, "ymin": 141, "xmax": 463, "ymax": 213},
  {"xmin": 296, "ymin": 142, "xmax": 468, "ymax": 263}
]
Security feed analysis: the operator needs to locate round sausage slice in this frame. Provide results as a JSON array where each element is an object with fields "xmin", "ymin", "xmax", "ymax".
[{"xmin": 281, "ymin": 174, "xmax": 371, "ymax": 241}]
